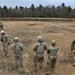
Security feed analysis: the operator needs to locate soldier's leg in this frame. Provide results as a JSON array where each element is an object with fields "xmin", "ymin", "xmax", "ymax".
[
  {"xmin": 72, "ymin": 53, "xmax": 75, "ymax": 66},
  {"xmin": 3, "ymin": 43, "xmax": 7, "ymax": 56},
  {"xmin": 33, "ymin": 55, "xmax": 36, "ymax": 66},
  {"xmin": 33, "ymin": 55, "xmax": 38, "ymax": 67},
  {"xmin": 19, "ymin": 56, "xmax": 23, "ymax": 68},
  {"xmin": 51, "ymin": 58, "xmax": 56, "ymax": 68},
  {"xmin": 39, "ymin": 57, "xmax": 44, "ymax": 69},
  {"xmin": 14, "ymin": 56, "xmax": 18, "ymax": 68},
  {"xmin": 34, "ymin": 56, "xmax": 39, "ymax": 71},
  {"xmin": 46, "ymin": 57, "xmax": 52, "ymax": 74},
  {"xmin": 3, "ymin": 43, "xmax": 8, "ymax": 56},
  {"xmin": 51, "ymin": 58, "xmax": 56, "ymax": 74}
]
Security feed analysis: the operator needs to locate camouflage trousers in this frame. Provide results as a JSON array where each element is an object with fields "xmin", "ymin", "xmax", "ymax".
[
  {"xmin": 3, "ymin": 43, "xmax": 8, "ymax": 56},
  {"xmin": 72, "ymin": 50, "xmax": 75, "ymax": 64},
  {"xmin": 14, "ymin": 55, "xmax": 23, "ymax": 68},
  {"xmin": 47, "ymin": 56, "xmax": 57, "ymax": 69},
  {"xmin": 46, "ymin": 56, "xmax": 57, "ymax": 74},
  {"xmin": 33, "ymin": 54, "xmax": 44, "ymax": 68}
]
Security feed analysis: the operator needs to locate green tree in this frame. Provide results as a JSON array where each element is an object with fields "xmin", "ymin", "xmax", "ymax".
[
  {"xmin": 51, "ymin": 5, "xmax": 56, "ymax": 17},
  {"xmin": 2, "ymin": 6, "xmax": 8, "ymax": 17},
  {"xmin": 0, "ymin": 6, "xmax": 2, "ymax": 17},
  {"xmin": 38, "ymin": 4, "xmax": 45, "ymax": 17},
  {"xmin": 31, "ymin": 4, "xmax": 35, "ymax": 10},
  {"xmin": 8, "ymin": 7, "xmax": 13, "ymax": 17}
]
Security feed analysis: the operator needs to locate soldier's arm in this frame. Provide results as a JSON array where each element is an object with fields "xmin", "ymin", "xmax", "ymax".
[
  {"xmin": 47, "ymin": 49, "xmax": 50, "ymax": 54},
  {"xmin": 43, "ymin": 43, "xmax": 47, "ymax": 50},
  {"xmin": 71, "ymin": 42, "xmax": 74, "ymax": 51},
  {"xmin": 11, "ymin": 44, "xmax": 14, "ymax": 50},
  {"xmin": 11, "ymin": 44, "xmax": 17, "ymax": 53},
  {"xmin": 44, "ymin": 45, "xmax": 47, "ymax": 50},
  {"xmin": 33, "ymin": 44, "xmax": 37, "ymax": 51},
  {"xmin": 20, "ymin": 43, "xmax": 23, "ymax": 51},
  {"xmin": 6, "ymin": 34, "xmax": 10, "ymax": 45},
  {"xmin": 0, "ymin": 36, "xmax": 3, "ymax": 42},
  {"xmin": 57, "ymin": 46, "xmax": 59, "ymax": 54},
  {"xmin": 47, "ymin": 46, "xmax": 51, "ymax": 54}
]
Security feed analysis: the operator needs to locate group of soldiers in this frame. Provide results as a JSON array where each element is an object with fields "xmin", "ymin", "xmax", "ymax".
[
  {"xmin": 0, "ymin": 22, "xmax": 23, "ymax": 69},
  {"xmin": 0, "ymin": 22, "xmax": 75, "ymax": 74},
  {"xmin": 1, "ymin": 30, "xmax": 23, "ymax": 68},
  {"xmin": 33, "ymin": 36, "xmax": 58, "ymax": 74}
]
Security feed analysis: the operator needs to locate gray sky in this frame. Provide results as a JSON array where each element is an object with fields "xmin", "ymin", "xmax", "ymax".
[{"xmin": 0, "ymin": 0, "xmax": 75, "ymax": 8}]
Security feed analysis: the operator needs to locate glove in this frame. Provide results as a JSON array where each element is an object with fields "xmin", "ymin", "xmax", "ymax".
[
  {"xmin": 47, "ymin": 50, "xmax": 50, "ymax": 54},
  {"xmin": 1, "ymin": 38, "xmax": 3, "ymax": 42},
  {"xmin": 8, "ymin": 42, "xmax": 10, "ymax": 45}
]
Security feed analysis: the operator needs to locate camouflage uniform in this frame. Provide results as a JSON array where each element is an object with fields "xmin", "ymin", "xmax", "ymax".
[
  {"xmin": 1, "ymin": 30, "xmax": 10, "ymax": 56},
  {"xmin": 47, "ymin": 40, "xmax": 58, "ymax": 73},
  {"xmin": 0, "ymin": 22, "xmax": 4, "ymax": 31},
  {"xmin": 71, "ymin": 38, "xmax": 75, "ymax": 66},
  {"xmin": 12, "ymin": 37, "xmax": 23, "ymax": 68},
  {"xmin": 33, "ymin": 36, "xmax": 47, "ymax": 70}
]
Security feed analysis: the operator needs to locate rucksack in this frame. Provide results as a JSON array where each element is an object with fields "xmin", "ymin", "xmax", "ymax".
[{"xmin": 36, "ymin": 43, "xmax": 44, "ymax": 54}]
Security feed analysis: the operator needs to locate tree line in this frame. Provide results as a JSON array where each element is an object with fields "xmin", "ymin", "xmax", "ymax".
[{"xmin": 0, "ymin": 3, "xmax": 75, "ymax": 18}]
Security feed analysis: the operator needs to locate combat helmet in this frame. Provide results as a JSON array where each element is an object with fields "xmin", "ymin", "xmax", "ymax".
[
  {"xmin": 1, "ymin": 30, "xmax": 5, "ymax": 34},
  {"xmin": 14, "ymin": 37, "xmax": 19, "ymax": 42},
  {"xmin": 51, "ymin": 40, "xmax": 56, "ymax": 45},
  {"xmin": 37, "ymin": 36, "xmax": 43, "ymax": 42}
]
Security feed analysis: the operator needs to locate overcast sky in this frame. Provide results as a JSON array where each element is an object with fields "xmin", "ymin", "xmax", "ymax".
[{"xmin": 0, "ymin": 0, "xmax": 75, "ymax": 8}]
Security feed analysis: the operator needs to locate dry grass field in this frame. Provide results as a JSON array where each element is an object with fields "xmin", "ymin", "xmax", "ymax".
[{"xmin": 0, "ymin": 20, "xmax": 75, "ymax": 75}]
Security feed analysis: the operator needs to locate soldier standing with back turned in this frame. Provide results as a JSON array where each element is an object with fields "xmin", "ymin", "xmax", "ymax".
[
  {"xmin": 33, "ymin": 36, "xmax": 47, "ymax": 71},
  {"xmin": 12, "ymin": 37, "xmax": 23, "ymax": 68},
  {"xmin": 0, "ymin": 30, "xmax": 10, "ymax": 57},
  {"xmin": 46, "ymin": 40, "xmax": 58, "ymax": 75},
  {"xmin": 71, "ymin": 38, "xmax": 75, "ymax": 66}
]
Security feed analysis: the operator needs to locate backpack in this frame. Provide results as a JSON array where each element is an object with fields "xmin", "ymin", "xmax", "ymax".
[
  {"xmin": 36, "ymin": 43, "xmax": 44, "ymax": 54},
  {"xmin": 13, "ymin": 43, "xmax": 22, "ymax": 54}
]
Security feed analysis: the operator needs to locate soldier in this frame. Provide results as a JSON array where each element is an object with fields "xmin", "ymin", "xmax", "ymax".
[
  {"xmin": 0, "ymin": 22, "xmax": 4, "ymax": 31},
  {"xmin": 47, "ymin": 40, "xmax": 58, "ymax": 74},
  {"xmin": 0, "ymin": 30, "xmax": 10, "ymax": 57},
  {"xmin": 12, "ymin": 37, "xmax": 23, "ymax": 68},
  {"xmin": 71, "ymin": 38, "xmax": 75, "ymax": 66},
  {"xmin": 33, "ymin": 36, "xmax": 47, "ymax": 71}
]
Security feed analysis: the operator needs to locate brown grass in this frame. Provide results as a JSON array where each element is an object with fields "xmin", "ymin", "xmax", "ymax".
[{"xmin": 0, "ymin": 20, "xmax": 75, "ymax": 75}]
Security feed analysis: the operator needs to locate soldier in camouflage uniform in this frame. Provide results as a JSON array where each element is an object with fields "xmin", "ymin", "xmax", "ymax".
[
  {"xmin": 0, "ymin": 30, "xmax": 10, "ymax": 57},
  {"xmin": 33, "ymin": 36, "xmax": 47, "ymax": 71},
  {"xmin": 12, "ymin": 37, "xmax": 23, "ymax": 68},
  {"xmin": 0, "ymin": 22, "xmax": 4, "ymax": 31},
  {"xmin": 47, "ymin": 40, "xmax": 58, "ymax": 74},
  {"xmin": 71, "ymin": 38, "xmax": 75, "ymax": 66}
]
